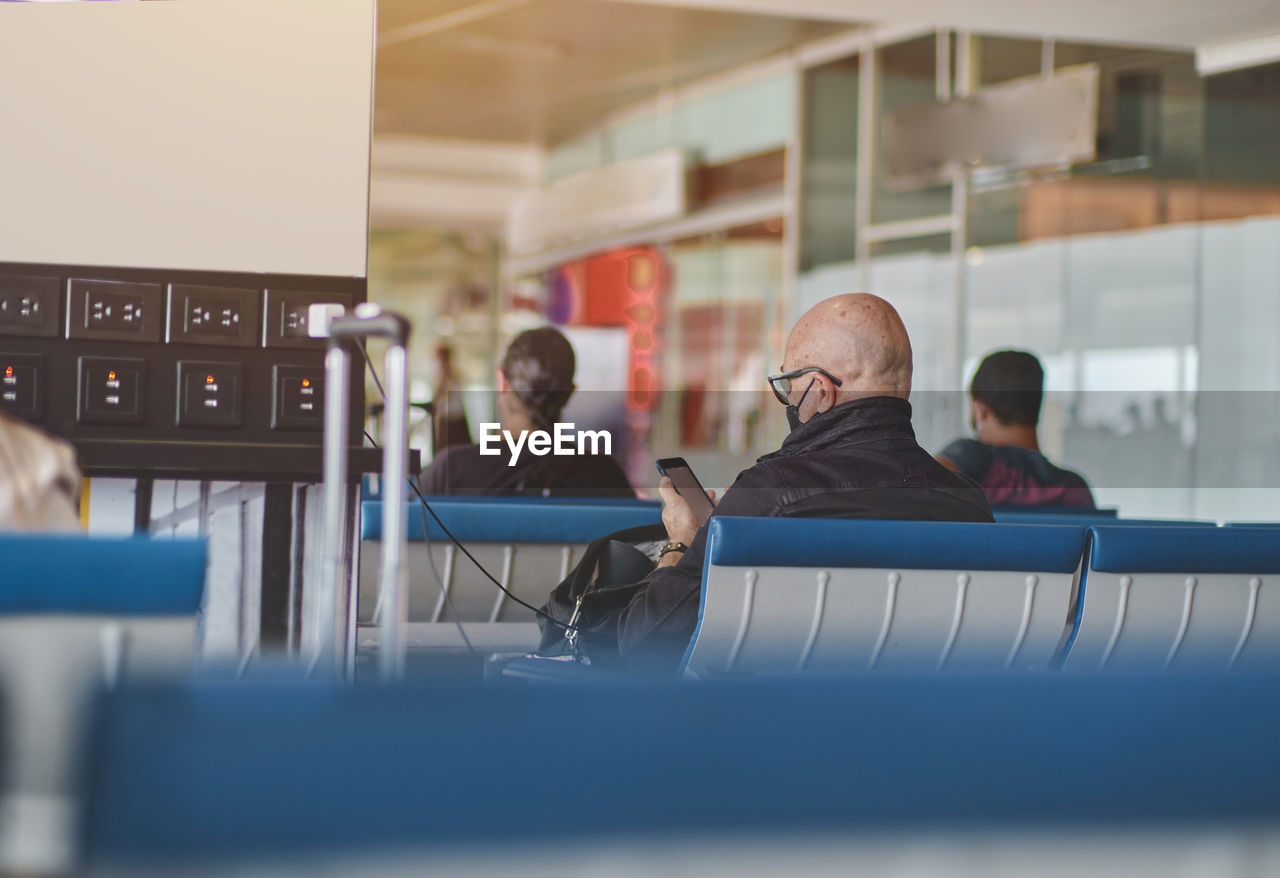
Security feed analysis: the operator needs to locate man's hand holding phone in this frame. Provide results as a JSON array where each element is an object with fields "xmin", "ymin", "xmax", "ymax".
[
  {"xmin": 658, "ymin": 477, "xmax": 714, "ymax": 540},
  {"xmin": 655, "ymin": 458, "xmax": 717, "ymax": 568}
]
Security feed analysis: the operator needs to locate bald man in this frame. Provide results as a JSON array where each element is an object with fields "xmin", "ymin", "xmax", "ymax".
[{"xmin": 616, "ymin": 294, "xmax": 993, "ymax": 671}]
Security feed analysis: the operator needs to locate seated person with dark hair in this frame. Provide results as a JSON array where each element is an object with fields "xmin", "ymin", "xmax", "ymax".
[
  {"xmin": 936, "ymin": 349, "xmax": 1095, "ymax": 509},
  {"xmin": 417, "ymin": 327, "xmax": 634, "ymax": 498}
]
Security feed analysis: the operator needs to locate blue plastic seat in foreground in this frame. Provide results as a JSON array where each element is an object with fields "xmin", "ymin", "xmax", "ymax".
[
  {"xmin": 1063, "ymin": 526, "xmax": 1280, "ymax": 672},
  {"xmin": 681, "ymin": 518, "xmax": 1086, "ymax": 678},
  {"xmin": 0, "ymin": 534, "xmax": 207, "ymax": 872},
  {"xmin": 0, "ymin": 534, "xmax": 207, "ymax": 615},
  {"xmin": 81, "ymin": 674, "xmax": 1280, "ymax": 869}
]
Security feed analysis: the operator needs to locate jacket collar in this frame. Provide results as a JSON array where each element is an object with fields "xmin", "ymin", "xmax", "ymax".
[{"xmin": 763, "ymin": 395, "xmax": 916, "ymax": 459}]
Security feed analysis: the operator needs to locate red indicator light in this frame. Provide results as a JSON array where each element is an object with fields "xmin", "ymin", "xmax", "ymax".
[
  {"xmin": 206, "ymin": 374, "xmax": 215, "ymax": 384},
  {"xmin": 4, "ymin": 367, "xmax": 11, "ymax": 378},
  {"xmin": 301, "ymin": 378, "xmax": 310, "ymax": 388},
  {"xmin": 108, "ymin": 370, "xmax": 117, "ymax": 381}
]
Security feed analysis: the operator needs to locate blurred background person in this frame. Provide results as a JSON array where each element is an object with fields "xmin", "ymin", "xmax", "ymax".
[
  {"xmin": 937, "ymin": 350, "xmax": 1095, "ymax": 509},
  {"xmin": 430, "ymin": 343, "xmax": 471, "ymax": 455}
]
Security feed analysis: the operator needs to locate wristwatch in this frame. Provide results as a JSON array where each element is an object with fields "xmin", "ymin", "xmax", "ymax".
[{"xmin": 658, "ymin": 541, "xmax": 688, "ymax": 558}]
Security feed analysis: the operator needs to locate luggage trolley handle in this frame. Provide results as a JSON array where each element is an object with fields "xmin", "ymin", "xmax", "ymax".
[{"xmin": 316, "ymin": 304, "xmax": 412, "ymax": 683}]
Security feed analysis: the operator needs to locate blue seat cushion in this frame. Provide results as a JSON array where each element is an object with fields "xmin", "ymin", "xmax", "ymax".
[
  {"xmin": 0, "ymin": 535, "xmax": 206, "ymax": 615},
  {"xmin": 1089, "ymin": 526, "xmax": 1280, "ymax": 574},
  {"xmin": 995, "ymin": 512, "xmax": 1212, "ymax": 527},
  {"xmin": 706, "ymin": 517, "xmax": 1086, "ymax": 574},
  {"xmin": 362, "ymin": 500, "xmax": 662, "ymax": 543}
]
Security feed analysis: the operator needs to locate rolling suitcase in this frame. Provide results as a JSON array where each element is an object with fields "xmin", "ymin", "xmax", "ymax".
[{"xmin": 314, "ymin": 303, "xmax": 412, "ymax": 683}]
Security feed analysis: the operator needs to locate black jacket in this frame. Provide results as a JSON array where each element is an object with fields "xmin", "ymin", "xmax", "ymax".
[
  {"xmin": 617, "ymin": 396, "xmax": 994, "ymax": 671},
  {"xmin": 418, "ymin": 441, "xmax": 635, "ymax": 498}
]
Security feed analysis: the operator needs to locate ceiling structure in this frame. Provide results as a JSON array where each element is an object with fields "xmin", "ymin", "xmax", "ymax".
[
  {"xmin": 375, "ymin": 0, "xmax": 1280, "ymax": 147},
  {"xmin": 610, "ymin": 0, "xmax": 1280, "ymax": 56},
  {"xmin": 374, "ymin": 0, "xmax": 853, "ymax": 145},
  {"xmin": 370, "ymin": 0, "xmax": 1280, "ymax": 231}
]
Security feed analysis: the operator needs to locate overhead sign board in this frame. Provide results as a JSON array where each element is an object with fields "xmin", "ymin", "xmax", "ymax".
[{"xmin": 884, "ymin": 64, "xmax": 1099, "ymax": 188}]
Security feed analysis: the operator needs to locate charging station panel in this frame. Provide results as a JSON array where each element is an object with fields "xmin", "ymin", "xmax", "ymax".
[{"xmin": 0, "ymin": 260, "xmax": 365, "ymax": 479}]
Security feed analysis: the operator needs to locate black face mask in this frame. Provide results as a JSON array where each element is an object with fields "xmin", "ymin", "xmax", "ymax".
[{"xmin": 785, "ymin": 377, "xmax": 817, "ymax": 433}]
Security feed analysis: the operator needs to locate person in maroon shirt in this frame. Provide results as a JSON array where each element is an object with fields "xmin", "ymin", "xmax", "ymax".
[{"xmin": 936, "ymin": 350, "xmax": 1095, "ymax": 509}]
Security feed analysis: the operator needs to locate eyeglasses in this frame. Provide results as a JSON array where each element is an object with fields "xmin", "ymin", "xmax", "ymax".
[{"xmin": 766, "ymin": 367, "xmax": 843, "ymax": 405}]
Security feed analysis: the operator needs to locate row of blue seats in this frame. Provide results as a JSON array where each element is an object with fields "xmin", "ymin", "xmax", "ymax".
[
  {"xmin": 358, "ymin": 499, "xmax": 1280, "ymax": 675},
  {"xmin": 72, "ymin": 672, "xmax": 1280, "ymax": 869},
  {"xmin": 4, "ymin": 531, "xmax": 1280, "ymax": 871},
  {"xmin": 363, "ymin": 497, "xmax": 1261, "ymax": 545},
  {"xmin": 681, "ymin": 517, "xmax": 1280, "ymax": 676}
]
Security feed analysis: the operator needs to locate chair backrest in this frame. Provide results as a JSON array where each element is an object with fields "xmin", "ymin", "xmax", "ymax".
[
  {"xmin": 359, "ymin": 500, "xmax": 661, "ymax": 623},
  {"xmin": 992, "ymin": 506, "xmax": 1118, "ymax": 518},
  {"xmin": 0, "ymin": 535, "xmax": 206, "ymax": 870},
  {"xmin": 0, "ymin": 534, "xmax": 207, "ymax": 616},
  {"xmin": 680, "ymin": 518, "xmax": 1087, "ymax": 678},
  {"xmin": 1062, "ymin": 526, "xmax": 1280, "ymax": 672},
  {"xmin": 994, "ymin": 511, "xmax": 1213, "ymax": 527},
  {"xmin": 81, "ymin": 674, "xmax": 1280, "ymax": 871}
]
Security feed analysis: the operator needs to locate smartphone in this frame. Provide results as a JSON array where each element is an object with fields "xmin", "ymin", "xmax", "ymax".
[{"xmin": 656, "ymin": 457, "xmax": 716, "ymax": 527}]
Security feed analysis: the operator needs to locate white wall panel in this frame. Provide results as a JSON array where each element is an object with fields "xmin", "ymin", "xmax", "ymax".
[{"xmin": 0, "ymin": 0, "xmax": 375, "ymax": 277}]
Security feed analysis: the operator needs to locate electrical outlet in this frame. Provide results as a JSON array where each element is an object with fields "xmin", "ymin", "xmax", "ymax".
[
  {"xmin": 271, "ymin": 364, "xmax": 323, "ymax": 430},
  {"xmin": 167, "ymin": 284, "xmax": 258, "ymax": 347},
  {"xmin": 0, "ymin": 275, "xmax": 60, "ymax": 338},
  {"xmin": 67, "ymin": 278, "xmax": 162, "ymax": 343},
  {"xmin": 262, "ymin": 290, "xmax": 353, "ymax": 349},
  {"xmin": 77, "ymin": 356, "xmax": 147, "ymax": 425},
  {"xmin": 176, "ymin": 360, "xmax": 243, "ymax": 427},
  {"xmin": 0, "ymin": 353, "xmax": 46, "ymax": 421}
]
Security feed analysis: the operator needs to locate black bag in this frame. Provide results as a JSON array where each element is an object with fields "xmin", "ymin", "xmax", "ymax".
[{"xmin": 536, "ymin": 523, "xmax": 667, "ymax": 664}]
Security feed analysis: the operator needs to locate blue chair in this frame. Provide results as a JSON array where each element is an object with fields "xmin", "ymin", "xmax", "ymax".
[
  {"xmin": 0, "ymin": 535, "xmax": 206, "ymax": 871},
  {"xmin": 1062, "ymin": 526, "xmax": 1280, "ymax": 671},
  {"xmin": 358, "ymin": 500, "xmax": 661, "ymax": 642},
  {"xmin": 0, "ymin": 535, "xmax": 207, "ymax": 617},
  {"xmin": 680, "ymin": 518, "xmax": 1087, "ymax": 678},
  {"xmin": 81, "ymin": 674, "xmax": 1280, "ymax": 870}
]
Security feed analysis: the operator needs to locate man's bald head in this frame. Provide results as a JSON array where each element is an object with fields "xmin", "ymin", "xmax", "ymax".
[{"xmin": 783, "ymin": 293, "xmax": 912, "ymax": 400}]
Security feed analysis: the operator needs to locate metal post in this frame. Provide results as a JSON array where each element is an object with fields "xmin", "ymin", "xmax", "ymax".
[
  {"xmin": 378, "ymin": 343, "xmax": 410, "ymax": 682},
  {"xmin": 317, "ymin": 344, "xmax": 351, "ymax": 678},
  {"xmin": 949, "ymin": 32, "xmax": 974, "ymax": 439},
  {"xmin": 854, "ymin": 41, "xmax": 877, "ymax": 289}
]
